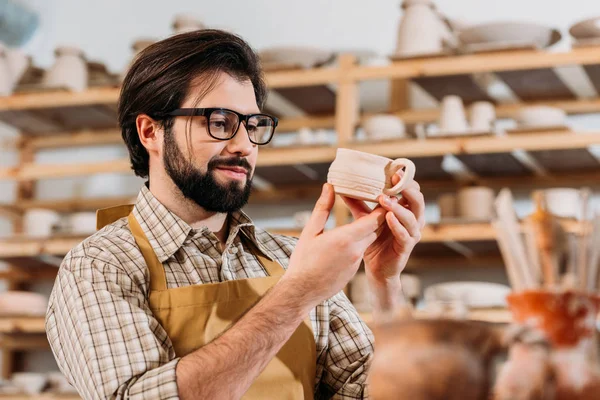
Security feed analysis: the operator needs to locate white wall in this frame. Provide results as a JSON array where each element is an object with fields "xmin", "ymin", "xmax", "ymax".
[{"xmin": 2, "ymin": 0, "xmax": 600, "ymax": 374}]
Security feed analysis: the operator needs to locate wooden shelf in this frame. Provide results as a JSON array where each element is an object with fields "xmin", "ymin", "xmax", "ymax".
[
  {"xmin": 0, "ymin": 221, "xmax": 581, "ymax": 260},
  {"xmin": 0, "ymin": 317, "xmax": 45, "ymax": 334},
  {"xmin": 0, "ymin": 394, "xmax": 79, "ymax": 400},
  {"xmin": 2, "ymin": 132, "xmax": 599, "ymax": 181}
]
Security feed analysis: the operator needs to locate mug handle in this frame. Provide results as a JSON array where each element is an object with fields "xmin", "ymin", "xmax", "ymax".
[{"xmin": 383, "ymin": 158, "xmax": 416, "ymax": 196}]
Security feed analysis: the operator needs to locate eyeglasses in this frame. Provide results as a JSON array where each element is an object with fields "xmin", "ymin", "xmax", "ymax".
[{"xmin": 159, "ymin": 108, "xmax": 278, "ymax": 145}]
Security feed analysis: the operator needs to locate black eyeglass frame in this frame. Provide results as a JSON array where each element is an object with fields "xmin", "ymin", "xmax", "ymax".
[{"xmin": 156, "ymin": 107, "xmax": 278, "ymax": 145}]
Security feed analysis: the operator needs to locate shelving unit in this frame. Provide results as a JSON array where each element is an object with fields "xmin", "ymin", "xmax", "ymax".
[{"xmin": 1, "ymin": 45, "xmax": 600, "ymax": 381}]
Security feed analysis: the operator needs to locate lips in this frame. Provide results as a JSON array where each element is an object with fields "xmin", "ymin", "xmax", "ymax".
[{"xmin": 215, "ymin": 166, "xmax": 248, "ymax": 174}]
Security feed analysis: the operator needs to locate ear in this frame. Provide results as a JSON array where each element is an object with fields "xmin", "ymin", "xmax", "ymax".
[{"xmin": 136, "ymin": 114, "xmax": 163, "ymax": 155}]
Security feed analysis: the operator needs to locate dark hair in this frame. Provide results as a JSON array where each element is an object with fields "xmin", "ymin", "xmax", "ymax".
[{"xmin": 117, "ymin": 29, "xmax": 268, "ymax": 178}]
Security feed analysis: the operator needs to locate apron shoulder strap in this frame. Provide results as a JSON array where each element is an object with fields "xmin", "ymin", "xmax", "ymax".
[
  {"xmin": 127, "ymin": 212, "xmax": 168, "ymax": 292},
  {"xmin": 96, "ymin": 204, "xmax": 135, "ymax": 230}
]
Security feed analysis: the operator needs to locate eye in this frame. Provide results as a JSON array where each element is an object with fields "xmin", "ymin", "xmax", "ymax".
[
  {"xmin": 210, "ymin": 119, "xmax": 227, "ymax": 130},
  {"xmin": 246, "ymin": 123, "xmax": 258, "ymax": 133}
]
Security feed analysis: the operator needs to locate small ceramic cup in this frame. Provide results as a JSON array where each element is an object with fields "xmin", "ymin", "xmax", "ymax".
[
  {"xmin": 469, "ymin": 101, "xmax": 496, "ymax": 131},
  {"xmin": 439, "ymin": 95, "xmax": 469, "ymax": 134},
  {"xmin": 327, "ymin": 148, "xmax": 416, "ymax": 202},
  {"xmin": 437, "ymin": 193, "xmax": 457, "ymax": 220},
  {"xmin": 457, "ymin": 186, "xmax": 495, "ymax": 221}
]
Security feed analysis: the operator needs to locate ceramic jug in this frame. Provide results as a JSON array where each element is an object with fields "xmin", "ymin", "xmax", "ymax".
[
  {"xmin": 0, "ymin": 42, "xmax": 29, "ymax": 96},
  {"xmin": 43, "ymin": 46, "xmax": 88, "ymax": 92},
  {"xmin": 395, "ymin": 0, "xmax": 456, "ymax": 58}
]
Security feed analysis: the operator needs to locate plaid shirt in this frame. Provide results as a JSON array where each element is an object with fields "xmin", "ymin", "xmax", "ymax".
[{"xmin": 46, "ymin": 185, "xmax": 374, "ymax": 400}]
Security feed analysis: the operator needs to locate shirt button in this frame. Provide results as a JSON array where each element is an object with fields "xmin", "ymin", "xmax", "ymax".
[{"xmin": 229, "ymin": 246, "xmax": 238, "ymax": 254}]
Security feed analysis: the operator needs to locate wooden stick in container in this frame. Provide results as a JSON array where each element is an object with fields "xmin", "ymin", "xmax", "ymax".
[
  {"xmin": 577, "ymin": 188, "xmax": 591, "ymax": 290},
  {"xmin": 528, "ymin": 191, "xmax": 560, "ymax": 288},
  {"xmin": 494, "ymin": 189, "xmax": 536, "ymax": 289},
  {"xmin": 492, "ymin": 219, "xmax": 524, "ymax": 291},
  {"xmin": 522, "ymin": 220, "xmax": 542, "ymax": 287},
  {"xmin": 587, "ymin": 214, "xmax": 600, "ymax": 292}
]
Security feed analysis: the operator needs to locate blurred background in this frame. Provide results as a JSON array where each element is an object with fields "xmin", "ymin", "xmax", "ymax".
[{"xmin": 1, "ymin": 0, "xmax": 600, "ymax": 397}]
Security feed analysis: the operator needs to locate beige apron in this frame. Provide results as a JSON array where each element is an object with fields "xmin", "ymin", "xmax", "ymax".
[{"xmin": 97, "ymin": 205, "xmax": 316, "ymax": 399}]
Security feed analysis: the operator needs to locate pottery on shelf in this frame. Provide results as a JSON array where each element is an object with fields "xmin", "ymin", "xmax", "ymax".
[
  {"xmin": 43, "ymin": 46, "xmax": 88, "ymax": 92},
  {"xmin": 535, "ymin": 188, "xmax": 581, "ymax": 220},
  {"xmin": 362, "ymin": 114, "xmax": 406, "ymax": 141},
  {"xmin": 457, "ymin": 186, "xmax": 495, "ymax": 221},
  {"xmin": 394, "ymin": 0, "xmax": 457, "ymax": 58},
  {"xmin": 23, "ymin": 208, "xmax": 61, "ymax": 237},
  {"xmin": 0, "ymin": 42, "xmax": 29, "ymax": 96},
  {"xmin": 569, "ymin": 17, "xmax": 600, "ymax": 40},
  {"xmin": 172, "ymin": 14, "xmax": 205, "ymax": 34},
  {"xmin": 258, "ymin": 46, "xmax": 334, "ymax": 70},
  {"xmin": 437, "ymin": 193, "xmax": 457, "ymax": 219},
  {"xmin": 469, "ymin": 101, "xmax": 496, "ymax": 132},
  {"xmin": 459, "ymin": 22, "xmax": 562, "ymax": 52},
  {"xmin": 327, "ymin": 148, "xmax": 416, "ymax": 203},
  {"xmin": 515, "ymin": 106, "xmax": 567, "ymax": 128},
  {"xmin": 436, "ymin": 95, "xmax": 469, "ymax": 135}
]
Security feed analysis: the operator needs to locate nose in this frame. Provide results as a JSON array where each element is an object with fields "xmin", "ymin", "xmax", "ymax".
[{"xmin": 225, "ymin": 121, "xmax": 255, "ymax": 157}]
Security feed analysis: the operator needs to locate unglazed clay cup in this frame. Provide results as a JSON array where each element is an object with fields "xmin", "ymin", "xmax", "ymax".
[{"xmin": 327, "ymin": 148, "xmax": 416, "ymax": 202}]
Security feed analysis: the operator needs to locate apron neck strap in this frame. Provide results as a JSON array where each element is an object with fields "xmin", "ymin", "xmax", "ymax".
[
  {"xmin": 240, "ymin": 230, "xmax": 283, "ymax": 277},
  {"xmin": 128, "ymin": 212, "xmax": 168, "ymax": 291},
  {"xmin": 127, "ymin": 212, "xmax": 285, "ymax": 292}
]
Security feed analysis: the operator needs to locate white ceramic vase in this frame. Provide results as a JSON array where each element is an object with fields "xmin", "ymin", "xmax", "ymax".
[{"xmin": 43, "ymin": 46, "xmax": 88, "ymax": 92}]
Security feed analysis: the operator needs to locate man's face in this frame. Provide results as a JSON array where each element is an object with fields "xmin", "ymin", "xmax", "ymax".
[{"xmin": 162, "ymin": 72, "xmax": 259, "ymax": 213}]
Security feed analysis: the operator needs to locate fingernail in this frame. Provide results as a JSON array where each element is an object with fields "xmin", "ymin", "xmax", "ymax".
[{"xmin": 383, "ymin": 197, "xmax": 391, "ymax": 206}]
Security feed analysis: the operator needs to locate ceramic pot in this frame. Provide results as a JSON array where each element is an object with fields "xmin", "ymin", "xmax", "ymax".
[
  {"xmin": 469, "ymin": 101, "xmax": 496, "ymax": 131},
  {"xmin": 23, "ymin": 208, "xmax": 61, "ymax": 237},
  {"xmin": 362, "ymin": 115, "xmax": 406, "ymax": 140},
  {"xmin": 43, "ymin": 46, "xmax": 88, "ymax": 92},
  {"xmin": 457, "ymin": 187, "xmax": 495, "ymax": 221},
  {"xmin": 438, "ymin": 193, "xmax": 457, "ymax": 219},
  {"xmin": 395, "ymin": 0, "xmax": 456, "ymax": 57},
  {"xmin": 438, "ymin": 95, "xmax": 469, "ymax": 134}
]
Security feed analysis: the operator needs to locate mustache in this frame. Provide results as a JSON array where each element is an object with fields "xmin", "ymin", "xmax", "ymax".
[{"xmin": 208, "ymin": 157, "xmax": 252, "ymax": 174}]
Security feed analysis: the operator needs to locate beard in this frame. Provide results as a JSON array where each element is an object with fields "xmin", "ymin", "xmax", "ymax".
[{"xmin": 163, "ymin": 130, "xmax": 253, "ymax": 213}]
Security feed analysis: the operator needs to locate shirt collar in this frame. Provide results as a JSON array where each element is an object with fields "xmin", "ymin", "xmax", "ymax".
[{"xmin": 133, "ymin": 184, "xmax": 260, "ymax": 262}]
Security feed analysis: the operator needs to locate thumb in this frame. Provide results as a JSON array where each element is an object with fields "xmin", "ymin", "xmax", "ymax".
[{"xmin": 301, "ymin": 183, "xmax": 335, "ymax": 238}]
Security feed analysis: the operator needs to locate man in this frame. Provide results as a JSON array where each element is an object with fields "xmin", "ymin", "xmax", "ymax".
[{"xmin": 46, "ymin": 29, "xmax": 425, "ymax": 399}]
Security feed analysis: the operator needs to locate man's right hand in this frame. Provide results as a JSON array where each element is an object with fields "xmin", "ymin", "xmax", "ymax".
[{"xmin": 279, "ymin": 183, "xmax": 387, "ymax": 310}]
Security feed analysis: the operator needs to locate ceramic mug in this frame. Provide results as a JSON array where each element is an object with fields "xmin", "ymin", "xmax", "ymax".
[
  {"xmin": 437, "ymin": 193, "xmax": 457, "ymax": 219},
  {"xmin": 469, "ymin": 101, "xmax": 496, "ymax": 131},
  {"xmin": 327, "ymin": 148, "xmax": 416, "ymax": 202},
  {"xmin": 439, "ymin": 95, "xmax": 469, "ymax": 134}
]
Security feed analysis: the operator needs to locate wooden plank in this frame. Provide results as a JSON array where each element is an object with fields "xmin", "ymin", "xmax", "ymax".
[
  {"xmin": 27, "ymin": 129, "xmax": 122, "ymax": 149},
  {"xmin": 351, "ymin": 47, "xmax": 600, "ymax": 81},
  {"xmin": 0, "ymin": 87, "xmax": 119, "ymax": 111},
  {"xmin": 265, "ymin": 67, "xmax": 339, "ymax": 88},
  {"xmin": 0, "ymin": 318, "xmax": 46, "ymax": 334},
  {"xmin": 496, "ymin": 68, "xmax": 577, "ymax": 101},
  {"xmin": 412, "ymin": 74, "xmax": 492, "ymax": 103},
  {"xmin": 2, "ymin": 132, "xmax": 599, "ymax": 181},
  {"xmin": 0, "ymin": 334, "xmax": 49, "ymax": 350}
]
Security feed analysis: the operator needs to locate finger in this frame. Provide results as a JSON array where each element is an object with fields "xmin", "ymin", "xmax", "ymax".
[
  {"xmin": 302, "ymin": 183, "xmax": 335, "ymax": 238},
  {"xmin": 378, "ymin": 195, "xmax": 421, "ymax": 238},
  {"xmin": 385, "ymin": 211, "xmax": 415, "ymax": 245},
  {"xmin": 399, "ymin": 187, "xmax": 426, "ymax": 229},
  {"xmin": 341, "ymin": 196, "xmax": 372, "ymax": 220},
  {"xmin": 340, "ymin": 206, "xmax": 387, "ymax": 240}
]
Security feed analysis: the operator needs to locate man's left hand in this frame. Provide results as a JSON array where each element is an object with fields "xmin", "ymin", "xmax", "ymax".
[{"xmin": 342, "ymin": 172, "xmax": 425, "ymax": 308}]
